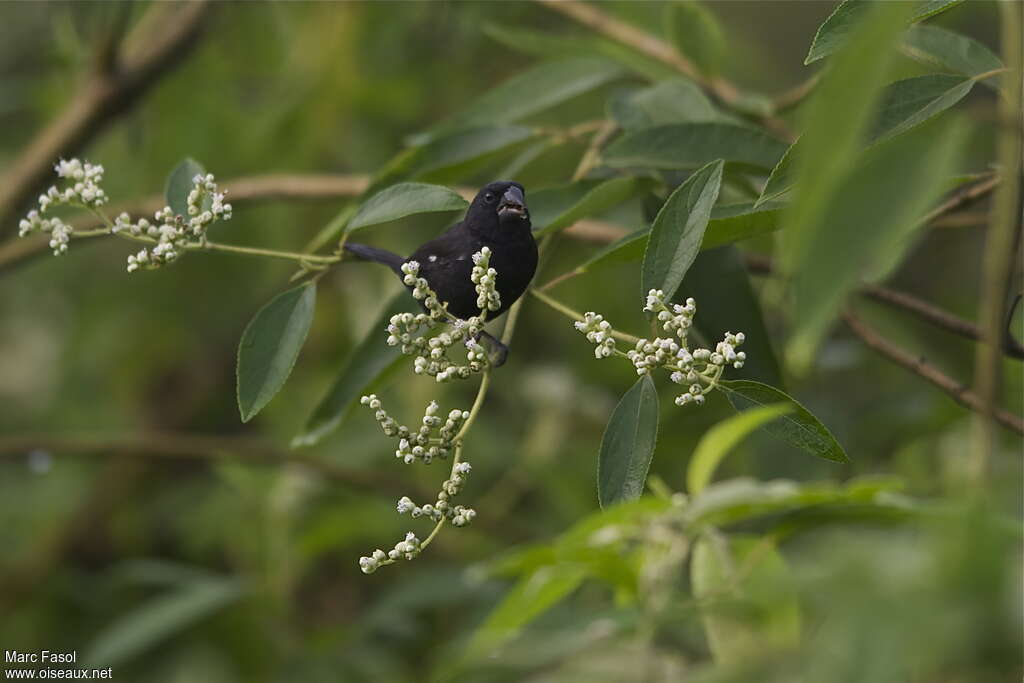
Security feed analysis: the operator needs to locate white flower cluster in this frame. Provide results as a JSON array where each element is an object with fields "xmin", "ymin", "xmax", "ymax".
[
  {"xmin": 574, "ymin": 312, "xmax": 616, "ymax": 359},
  {"xmin": 575, "ymin": 289, "xmax": 747, "ymax": 407},
  {"xmin": 386, "ymin": 250, "xmax": 498, "ymax": 382},
  {"xmin": 359, "ymin": 532, "xmax": 422, "ymax": 574},
  {"xmin": 471, "ymin": 246, "xmax": 501, "ymax": 312},
  {"xmin": 357, "ymin": 395, "xmax": 478, "ymax": 574},
  {"xmin": 47, "ymin": 159, "xmax": 109, "ymax": 209},
  {"xmin": 19, "ymin": 211, "xmax": 73, "ymax": 256},
  {"xmin": 120, "ymin": 174, "xmax": 232, "ymax": 273},
  {"xmin": 18, "ymin": 159, "xmax": 110, "ymax": 255},
  {"xmin": 360, "ymin": 395, "xmax": 468, "ymax": 464},
  {"xmin": 395, "ymin": 460, "xmax": 477, "ymax": 527}
]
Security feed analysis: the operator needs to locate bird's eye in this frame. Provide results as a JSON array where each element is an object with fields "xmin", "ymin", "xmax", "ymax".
[{"xmin": 484, "ymin": 192, "xmax": 495, "ymax": 203}]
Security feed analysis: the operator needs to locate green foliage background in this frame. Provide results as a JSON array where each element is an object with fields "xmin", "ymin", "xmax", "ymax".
[{"xmin": 0, "ymin": 2, "xmax": 1020, "ymax": 681}]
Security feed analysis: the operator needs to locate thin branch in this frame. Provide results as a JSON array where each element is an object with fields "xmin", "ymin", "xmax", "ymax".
[
  {"xmin": 921, "ymin": 173, "xmax": 999, "ymax": 225},
  {"xmin": 842, "ymin": 312, "xmax": 1022, "ymax": 436},
  {"xmin": 0, "ymin": 432, "xmax": 392, "ymax": 488},
  {"xmin": 0, "ymin": 174, "xmax": 630, "ymax": 274},
  {"xmin": 0, "ymin": 1, "xmax": 212, "ymax": 236},
  {"xmin": 772, "ymin": 74, "xmax": 820, "ymax": 113},
  {"xmin": 744, "ymin": 253, "xmax": 1024, "ymax": 359},
  {"xmin": 970, "ymin": 0, "xmax": 1023, "ymax": 481},
  {"xmin": 533, "ymin": 0, "xmax": 796, "ymax": 142}
]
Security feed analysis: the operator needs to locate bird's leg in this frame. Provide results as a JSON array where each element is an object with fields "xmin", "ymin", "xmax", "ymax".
[{"xmin": 478, "ymin": 329, "xmax": 509, "ymax": 367}]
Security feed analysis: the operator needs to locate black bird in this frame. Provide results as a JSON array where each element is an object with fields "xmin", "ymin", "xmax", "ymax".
[{"xmin": 344, "ymin": 181, "xmax": 538, "ymax": 362}]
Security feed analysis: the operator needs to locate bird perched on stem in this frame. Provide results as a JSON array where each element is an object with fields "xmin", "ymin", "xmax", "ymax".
[{"xmin": 344, "ymin": 181, "xmax": 538, "ymax": 363}]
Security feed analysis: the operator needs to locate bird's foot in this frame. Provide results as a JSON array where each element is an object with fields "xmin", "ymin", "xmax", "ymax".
[{"xmin": 479, "ymin": 330, "xmax": 509, "ymax": 367}]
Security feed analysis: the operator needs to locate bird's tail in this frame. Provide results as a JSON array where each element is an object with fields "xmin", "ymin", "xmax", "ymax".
[{"xmin": 343, "ymin": 243, "xmax": 405, "ymax": 275}]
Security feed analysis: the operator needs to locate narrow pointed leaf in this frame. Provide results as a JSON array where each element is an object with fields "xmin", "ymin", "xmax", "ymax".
[
  {"xmin": 609, "ymin": 79, "xmax": 724, "ymax": 131},
  {"xmin": 902, "ymin": 25, "xmax": 1003, "ymax": 89},
  {"xmin": 786, "ymin": 120, "xmax": 966, "ymax": 369},
  {"xmin": 805, "ymin": 0, "xmax": 964, "ymax": 64},
  {"xmin": 575, "ymin": 201, "xmax": 784, "ymax": 277},
  {"xmin": 870, "ymin": 74, "xmax": 974, "ymax": 143},
  {"xmin": 414, "ymin": 125, "xmax": 537, "ymax": 178},
  {"xmin": 783, "ymin": 1, "xmax": 914, "ymax": 275},
  {"xmin": 687, "ymin": 404, "xmax": 793, "ymax": 495},
  {"xmin": 666, "ymin": 1, "xmax": 726, "ymax": 77},
  {"xmin": 293, "ymin": 292, "xmax": 411, "ymax": 447},
  {"xmin": 603, "ymin": 123, "xmax": 786, "ymax": 171},
  {"xmin": 718, "ymin": 380, "xmax": 849, "ymax": 463},
  {"xmin": 427, "ymin": 57, "xmax": 624, "ymax": 140},
  {"xmin": 760, "ymin": 74, "xmax": 971, "ymax": 206},
  {"xmin": 641, "ymin": 159, "xmax": 723, "ymax": 303},
  {"xmin": 598, "ymin": 374, "xmax": 659, "ymax": 508},
  {"xmin": 467, "ymin": 566, "xmax": 588, "ymax": 658},
  {"xmin": 530, "ymin": 177, "xmax": 641, "ymax": 236},
  {"xmin": 237, "ymin": 283, "xmax": 317, "ymax": 423},
  {"xmin": 165, "ymin": 158, "xmax": 205, "ymax": 217},
  {"xmin": 347, "ymin": 183, "xmax": 468, "ymax": 233}
]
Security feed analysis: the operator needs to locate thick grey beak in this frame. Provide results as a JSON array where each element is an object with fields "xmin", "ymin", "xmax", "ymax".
[{"xmin": 498, "ymin": 186, "xmax": 527, "ymax": 219}]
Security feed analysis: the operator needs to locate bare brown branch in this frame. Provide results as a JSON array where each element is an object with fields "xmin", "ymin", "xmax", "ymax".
[
  {"xmin": 842, "ymin": 312, "xmax": 1023, "ymax": 436},
  {"xmin": 0, "ymin": 1, "xmax": 212, "ymax": 236},
  {"xmin": 0, "ymin": 173, "xmax": 631, "ymax": 273},
  {"xmin": 0, "ymin": 432, "xmax": 391, "ymax": 489}
]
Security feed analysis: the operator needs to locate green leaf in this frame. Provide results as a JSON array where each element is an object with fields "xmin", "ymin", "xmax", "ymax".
[
  {"xmin": 609, "ymin": 79, "xmax": 724, "ymax": 132},
  {"xmin": 785, "ymin": 119, "xmax": 967, "ymax": 369},
  {"xmin": 530, "ymin": 177, "xmax": 642, "ymax": 236},
  {"xmin": 414, "ymin": 125, "xmax": 537, "ymax": 178},
  {"xmin": 718, "ymin": 379, "xmax": 849, "ymax": 463},
  {"xmin": 641, "ymin": 159, "xmax": 723, "ymax": 303},
  {"xmin": 346, "ymin": 183, "xmax": 468, "ymax": 233},
  {"xmin": 701, "ymin": 201, "xmax": 785, "ymax": 249},
  {"xmin": 756, "ymin": 144, "xmax": 795, "ymax": 207},
  {"xmin": 603, "ymin": 123, "xmax": 787, "ymax": 171},
  {"xmin": 598, "ymin": 374, "xmax": 659, "ymax": 508},
  {"xmin": 292, "ymin": 292, "xmax": 410, "ymax": 447},
  {"xmin": 782, "ymin": 1, "xmax": 913, "ymax": 274},
  {"xmin": 467, "ymin": 566, "xmax": 588, "ymax": 657},
  {"xmin": 482, "ymin": 24, "xmax": 677, "ymax": 82},
  {"xmin": 165, "ymin": 158, "xmax": 205, "ymax": 217},
  {"xmin": 427, "ymin": 57, "xmax": 624, "ymax": 140},
  {"xmin": 805, "ymin": 0, "xmax": 964, "ymax": 64},
  {"xmin": 759, "ymin": 74, "xmax": 971, "ymax": 207},
  {"xmin": 682, "ymin": 246, "xmax": 783, "ymax": 387},
  {"xmin": 237, "ymin": 283, "xmax": 317, "ymax": 423},
  {"xmin": 573, "ymin": 201, "xmax": 784, "ymax": 277},
  {"xmin": 691, "ymin": 534, "xmax": 800, "ymax": 664},
  {"xmin": 902, "ymin": 25, "xmax": 1003, "ymax": 89},
  {"xmin": 84, "ymin": 576, "xmax": 242, "ymax": 668},
  {"xmin": 685, "ymin": 477, "xmax": 910, "ymax": 528},
  {"xmin": 666, "ymin": 1, "xmax": 726, "ymax": 77},
  {"xmin": 870, "ymin": 74, "xmax": 974, "ymax": 143},
  {"xmin": 687, "ymin": 404, "xmax": 793, "ymax": 495}
]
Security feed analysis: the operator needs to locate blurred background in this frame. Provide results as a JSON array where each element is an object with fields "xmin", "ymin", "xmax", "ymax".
[{"xmin": 0, "ymin": 2, "xmax": 1020, "ymax": 681}]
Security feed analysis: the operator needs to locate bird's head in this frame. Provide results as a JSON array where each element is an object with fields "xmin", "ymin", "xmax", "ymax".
[{"xmin": 466, "ymin": 181, "xmax": 530, "ymax": 237}]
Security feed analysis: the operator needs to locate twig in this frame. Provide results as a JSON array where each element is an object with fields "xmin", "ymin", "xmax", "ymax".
[
  {"xmin": 0, "ymin": 174, "xmax": 630, "ymax": 273},
  {"xmin": 842, "ymin": 312, "xmax": 1022, "ymax": 436},
  {"xmin": 533, "ymin": 0, "xmax": 796, "ymax": 142},
  {"xmin": 969, "ymin": 0, "xmax": 1024, "ymax": 482},
  {"xmin": 0, "ymin": 1, "xmax": 212, "ymax": 237},
  {"xmin": 744, "ymin": 253, "xmax": 1024, "ymax": 359},
  {"xmin": 772, "ymin": 74, "xmax": 820, "ymax": 113},
  {"xmin": 921, "ymin": 173, "xmax": 999, "ymax": 225},
  {"xmin": 0, "ymin": 432, "xmax": 393, "ymax": 488}
]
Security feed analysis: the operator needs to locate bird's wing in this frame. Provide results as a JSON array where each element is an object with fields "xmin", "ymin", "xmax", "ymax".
[{"xmin": 407, "ymin": 221, "xmax": 476, "ymax": 274}]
